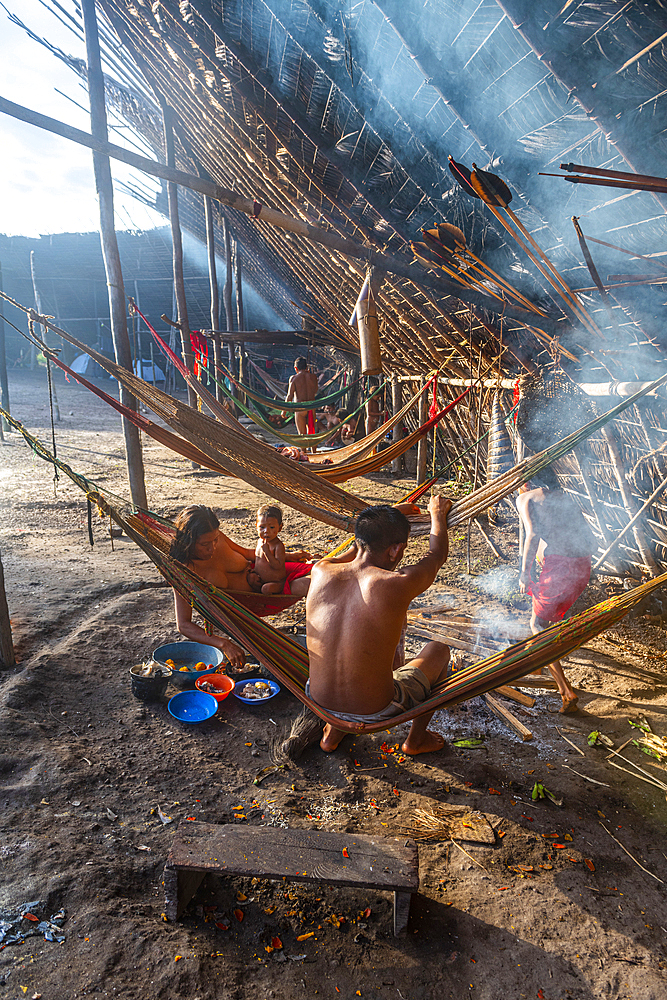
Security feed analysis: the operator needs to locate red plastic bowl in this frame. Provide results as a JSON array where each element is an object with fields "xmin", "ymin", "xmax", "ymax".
[{"xmin": 195, "ymin": 673, "xmax": 235, "ymax": 702}]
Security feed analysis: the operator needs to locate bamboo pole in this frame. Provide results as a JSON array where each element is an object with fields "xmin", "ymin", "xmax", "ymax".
[
  {"xmin": 203, "ymin": 194, "xmax": 223, "ymax": 404},
  {"xmin": 0, "ymin": 547, "xmax": 14, "ymax": 668},
  {"xmin": 160, "ymin": 99, "xmax": 197, "ymax": 412},
  {"xmin": 30, "ymin": 251, "xmax": 60, "ymax": 421},
  {"xmin": 81, "ymin": 0, "xmax": 146, "ymax": 509},
  {"xmin": 0, "ymin": 260, "xmax": 11, "ymax": 434}
]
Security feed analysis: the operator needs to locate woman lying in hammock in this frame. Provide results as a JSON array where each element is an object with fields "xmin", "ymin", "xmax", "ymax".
[{"xmin": 169, "ymin": 505, "xmax": 312, "ymax": 666}]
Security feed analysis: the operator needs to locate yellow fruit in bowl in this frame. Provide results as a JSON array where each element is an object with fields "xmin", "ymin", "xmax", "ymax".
[
  {"xmin": 179, "ymin": 666, "xmax": 190, "ymax": 672},
  {"xmin": 165, "ymin": 659, "xmax": 176, "ymax": 667},
  {"xmin": 195, "ymin": 661, "xmax": 208, "ymax": 671}
]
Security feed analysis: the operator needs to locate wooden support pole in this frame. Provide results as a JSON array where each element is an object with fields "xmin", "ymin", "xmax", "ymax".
[
  {"xmin": 0, "ymin": 548, "xmax": 14, "ymax": 667},
  {"xmin": 221, "ymin": 217, "xmax": 236, "ymax": 395},
  {"xmin": 81, "ymin": 0, "xmax": 146, "ymax": 509},
  {"xmin": 416, "ymin": 379, "xmax": 428, "ymax": 485},
  {"xmin": 160, "ymin": 99, "xmax": 197, "ymax": 412},
  {"xmin": 30, "ymin": 251, "xmax": 60, "ymax": 421},
  {"xmin": 203, "ymin": 195, "xmax": 223, "ymax": 403},
  {"xmin": 391, "ymin": 377, "xmax": 403, "ymax": 474},
  {"xmin": 0, "ymin": 259, "xmax": 10, "ymax": 434}
]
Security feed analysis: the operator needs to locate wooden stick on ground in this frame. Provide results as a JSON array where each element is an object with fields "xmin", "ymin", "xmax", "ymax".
[
  {"xmin": 599, "ymin": 822, "xmax": 664, "ymax": 883},
  {"xmin": 484, "ymin": 692, "xmax": 533, "ymax": 741},
  {"xmin": 494, "ymin": 685, "xmax": 535, "ymax": 707}
]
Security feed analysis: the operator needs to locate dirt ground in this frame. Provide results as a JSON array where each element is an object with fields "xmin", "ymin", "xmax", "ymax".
[{"xmin": 1, "ymin": 368, "xmax": 667, "ymax": 1000}]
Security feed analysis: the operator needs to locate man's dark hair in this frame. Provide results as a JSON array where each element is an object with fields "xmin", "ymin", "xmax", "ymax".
[
  {"xmin": 355, "ymin": 505, "xmax": 410, "ymax": 553},
  {"xmin": 531, "ymin": 465, "xmax": 561, "ymax": 491},
  {"xmin": 295, "ymin": 357, "xmax": 308, "ymax": 370},
  {"xmin": 170, "ymin": 505, "xmax": 219, "ymax": 563}
]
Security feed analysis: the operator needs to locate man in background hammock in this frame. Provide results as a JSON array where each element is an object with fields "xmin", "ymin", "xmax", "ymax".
[
  {"xmin": 283, "ymin": 357, "xmax": 318, "ymax": 444},
  {"xmin": 517, "ymin": 466, "xmax": 594, "ymax": 714},
  {"xmin": 306, "ymin": 496, "xmax": 452, "ymax": 755}
]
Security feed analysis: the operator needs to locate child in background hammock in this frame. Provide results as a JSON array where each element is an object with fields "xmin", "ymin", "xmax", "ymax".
[{"xmin": 247, "ymin": 504, "xmax": 314, "ymax": 596}]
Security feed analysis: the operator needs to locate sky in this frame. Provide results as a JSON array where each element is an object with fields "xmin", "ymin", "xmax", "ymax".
[{"xmin": 0, "ymin": 0, "xmax": 164, "ymax": 237}]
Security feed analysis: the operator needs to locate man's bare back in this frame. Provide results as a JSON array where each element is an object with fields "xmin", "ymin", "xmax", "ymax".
[
  {"xmin": 306, "ymin": 496, "xmax": 452, "ymax": 754},
  {"xmin": 288, "ymin": 368, "xmax": 318, "ymax": 404}
]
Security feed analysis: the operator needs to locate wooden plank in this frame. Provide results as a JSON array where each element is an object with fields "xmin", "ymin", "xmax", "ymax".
[
  {"xmin": 484, "ymin": 693, "xmax": 533, "ymax": 741},
  {"xmin": 494, "ymin": 685, "xmax": 535, "ymax": 707},
  {"xmin": 165, "ymin": 822, "xmax": 419, "ymax": 892}
]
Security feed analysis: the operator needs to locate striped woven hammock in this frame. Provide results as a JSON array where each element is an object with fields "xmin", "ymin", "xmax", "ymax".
[{"xmin": 98, "ymin": 491, "xmax": 667, "ymax": 734}]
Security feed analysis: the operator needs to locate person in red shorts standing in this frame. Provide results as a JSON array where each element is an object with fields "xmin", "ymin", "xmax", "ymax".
[{"xmin": 517, "ymin": 466, "xmax": 594, "ymax": 713}]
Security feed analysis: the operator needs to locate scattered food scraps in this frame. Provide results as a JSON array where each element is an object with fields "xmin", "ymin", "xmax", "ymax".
[
  {"xmin": 531, "ymin": 782, "xmax": 563, "ymax": 807},
  {"xmin": 234, "ymin": 909, "xmax": 244, "ymax": 922},
  {"xmin": 157, "ymin": 806, "xmax": 172, "ymax": 825},
  {"xmin": 585, "ymin": 858, "xmax": 596, "ymax": 872},
  {"xmin": 296, "ymin": 932, "xmax": 315, "ymax": 942}
]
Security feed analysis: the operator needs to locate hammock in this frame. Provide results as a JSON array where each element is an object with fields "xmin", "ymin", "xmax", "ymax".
[
  {"xmin": 230, "ymin": 367, "xmax": 357, "ymax": 412},
  {"xmin": 209, "ymin": 364, "xmax": 385, "ymax": 447},
  {"xmin": 8, "ymin": 293, "xmax": 667, "ymax": 537},
  {"xmin": 98, "ymin": 490, "xmax": 667, "ymax": 734},
  {"xmin": 46, "ymin": 348, "xmax": 448, "ymax": 485}
]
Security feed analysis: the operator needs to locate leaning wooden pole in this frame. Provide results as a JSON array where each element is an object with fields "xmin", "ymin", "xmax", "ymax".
[
  {"xmin": 160, "ymin": 99, "xmax": 197, "ymax": 412},
  {"xmin": 0, "ymin": 547, "xmax": 14, "ymax": 668},
  {"xmin": 416, "ymin": 379, "xmax": 428, "ymax": 485},
  {"xmin": 221, "ymin": 217, "xmax": 237, "ymax": 403},
  {"xmin": 0, "ymin": 260, "xmax": 10, "ymax": 434},
  {"xmin": 204, "ymin": 195, "xmax": 223, "ymax": 403},
  {"xmin": 81, "ymin": 0, "xmax": 146, "ymax": 508}
]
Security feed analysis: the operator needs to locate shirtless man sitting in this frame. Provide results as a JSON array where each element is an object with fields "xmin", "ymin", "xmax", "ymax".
[
  {"xmin": 306, "ymin": 496, "xmax": 452, "ymax": 755},
  {"xmin": 283, "ymin": 357, "xmax": 319, "ymax": 441},
  {"xmin": 517, "ymin": 466, "xmax": 594, "ymax": 713}
]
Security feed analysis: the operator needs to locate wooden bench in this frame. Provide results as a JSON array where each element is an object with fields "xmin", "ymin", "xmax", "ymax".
[{"xmin": 163, "ymin": 821, "xmax": 419, "ymax": 936}]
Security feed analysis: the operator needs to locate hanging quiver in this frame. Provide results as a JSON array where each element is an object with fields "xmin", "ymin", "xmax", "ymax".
[{"xmin": 487, "ymin": 391, "xmax": 515, "ymax": 522}]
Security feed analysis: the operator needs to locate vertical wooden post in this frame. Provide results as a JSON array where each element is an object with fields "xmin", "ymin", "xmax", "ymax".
[
  {"xmin": 204, "ymin": 194, "xmax": 223, "ymax": 402},
  {"xmin": 391, "ymin": 377, "xmax": 403, "ymax": 474},
  {"xmin": 221, "ymin": 217, "xmax": 236, "ymax": 402},
  {"xmin": 0, "ymin": 548, "xmax": 14, "ymax": 667},
  {"xmin": 81, "ymin": 0, "xmax": 146, "ymax": 509},
  {"xmin": 234, "ymin": 240, "xmax": 245, "ymax": 401},
  {"xmin": 30, "ymin": 250, "xmax": 61, "ymax": 422},
  {"xmin": 416, "ymin": 380, "xmax": 428, "ymax": 485},
  {"xmin": 159, "ymin": 99, "xmax": 197, "ymax": 412},
  {"xmin": 0, "ymin": 260, "xmax": 10, "ymax": 434}
]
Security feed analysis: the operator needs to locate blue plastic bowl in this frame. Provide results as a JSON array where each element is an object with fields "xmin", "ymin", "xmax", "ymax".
[
  {"xmin": 153, "ymin": 641, "xmax": 225, "ymax": 689},
  {"xmin": 233, "ymin": 678, "xmax": 281, "ymax": 704},
  {"xmin": 167, "ymin": 690, "xmax": 218, "ymax": 723}
]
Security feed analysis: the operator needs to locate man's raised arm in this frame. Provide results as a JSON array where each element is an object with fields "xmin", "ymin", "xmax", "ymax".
[{"xmin": 399, "ymin": 494, "xmax": 452, "ymax": 596}]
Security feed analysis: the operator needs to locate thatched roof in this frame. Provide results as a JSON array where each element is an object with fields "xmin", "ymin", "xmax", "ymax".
[
  {"xmin": 32, "ymin": 0, "xmax": 660, "ymax": 380},
  {"xmin": 19, "ymin": 0, "xmax": 667, "ymax": 578}
]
